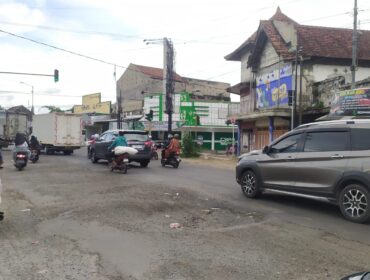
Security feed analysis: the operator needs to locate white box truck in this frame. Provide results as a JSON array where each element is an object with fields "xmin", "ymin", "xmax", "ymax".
[
  {"xmin": 32, "ymin": 113, "xmax": 83, "ymax": 155},
  {"xmin": 0, "ymin": 110, "xmax": 30, "ymax": 148}
]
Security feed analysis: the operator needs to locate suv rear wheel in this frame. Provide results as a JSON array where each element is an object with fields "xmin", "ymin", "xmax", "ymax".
[
  {"xmin": 140, "ymin": 160, "xmax": 149, "ymax": 168},
  {"xmin": 338, "ymin": 184, "xmax": 370, "ymax": 223},
  {"xmin": 240, "ymin": 170, "xmax": 261, "ymax": 198}
]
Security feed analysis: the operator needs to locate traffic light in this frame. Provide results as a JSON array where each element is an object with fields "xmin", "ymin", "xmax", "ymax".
[
  {"xmin": 54, "ymin": 69, "xmax": 59, "ymax": 82},
  {"xmin": 288, "ymin": 90, "xmax": 294, "ymax": 106},
  {"xmin": 145, "ymin": 109, "xmax": 153, "ymax": 121}
]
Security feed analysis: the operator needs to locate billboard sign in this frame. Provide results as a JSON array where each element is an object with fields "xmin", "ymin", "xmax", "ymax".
[
  {"xmin": 330, "ymin": 88, "xmax": 370, "ymax": 116},
  {"xmin": 256, "ymin": 64, "xmax": 292, "ymax": 109},
  {"xmin": 73, "ymin": 93, "xmax": 111, "ymax": 114}
]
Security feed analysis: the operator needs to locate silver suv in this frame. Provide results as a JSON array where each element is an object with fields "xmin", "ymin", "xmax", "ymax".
[{"xmin": 236, "ymin": 119, "xmax": 370, "ymax": 223}]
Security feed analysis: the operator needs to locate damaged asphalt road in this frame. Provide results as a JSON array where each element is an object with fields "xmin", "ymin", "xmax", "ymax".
[{"xmin": 0, "ymin": 149, "xmax": 369, "ymax": 280}]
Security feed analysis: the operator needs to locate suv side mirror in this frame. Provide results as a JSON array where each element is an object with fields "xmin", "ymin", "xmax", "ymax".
[{"xmin": 262, "ymin": 146, "xmax": 269, "ymax": 154}]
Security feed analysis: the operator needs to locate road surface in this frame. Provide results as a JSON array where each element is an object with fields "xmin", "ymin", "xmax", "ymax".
[{"xmin": 0, "ymin": 148, "xmax": 369, "ymax": 279}]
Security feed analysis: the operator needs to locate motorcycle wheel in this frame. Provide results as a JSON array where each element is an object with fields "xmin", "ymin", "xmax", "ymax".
[
  {"xmin": 152, "ymin": 152, "xmax": 159, "ymax": 160},
  {"xmin": 121, "ymin": 164, "xmax": 128, "ymax": 174}
]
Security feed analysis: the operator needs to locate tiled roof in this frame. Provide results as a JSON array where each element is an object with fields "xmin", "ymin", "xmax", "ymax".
[
  {"xmin": 269, "ymin": 6, "xmax": 298, "ymax": 25},
  {"xmin": 131, "ymin": 64, "xmax": 184, "ymax": 82},
  {"xmin": 297, "ymin": 25, "xmax": 370, "ymax": 60},
  {"xmin": 226, "ymin": 7, "xmax": 370, "ymax": 65},
  {"xmin": 260, "ymin": 20, "xmax": 295, "ymax": 60},
  {"xmin": 224, "ymin": 32, "xmax": 256, "ymax": 61}
]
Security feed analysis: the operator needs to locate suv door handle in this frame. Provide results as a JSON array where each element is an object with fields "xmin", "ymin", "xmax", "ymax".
[
  {"xmin": 331, "ymin": 154, "xmax": 344, "ymax": 159},
  {"xmin": 287, "ymin": 156, "xmax": 295, "ymax": 160}
]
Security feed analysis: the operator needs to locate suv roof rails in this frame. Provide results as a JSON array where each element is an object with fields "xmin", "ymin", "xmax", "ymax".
[{"xmin": 296, "ymin": 119, "xmax": 370, "ymax": 129}]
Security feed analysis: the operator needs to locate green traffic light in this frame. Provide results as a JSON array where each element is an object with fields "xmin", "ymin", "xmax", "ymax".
[{"xmin": 54, "ymin": 69, "xmax": 59, "ymax": 82}]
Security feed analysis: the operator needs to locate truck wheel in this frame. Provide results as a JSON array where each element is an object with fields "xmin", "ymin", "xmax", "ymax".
[
  {"xmin": 46, "ymin": 148, "xmax": 54, "ymax": 155},
  {"xmin": 63, "ymin": 151, "xmax": 73, "ymax": 155}
]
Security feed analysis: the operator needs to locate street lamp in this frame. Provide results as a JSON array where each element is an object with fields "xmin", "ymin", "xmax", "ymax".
[{"xmin": 20, "ymin": 81, "xmax": 34, "ymax": 115}]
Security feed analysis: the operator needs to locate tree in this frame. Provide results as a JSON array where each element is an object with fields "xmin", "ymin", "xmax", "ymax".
[
  {"xmin": 42, "ymin": 106, "xmax": 63, "ymax": 112},
  {"xmin": 181, "ymin": 131, "xmax": 199, "ymax": 158}
]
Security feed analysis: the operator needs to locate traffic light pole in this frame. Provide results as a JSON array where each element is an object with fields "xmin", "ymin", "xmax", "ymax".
[{"xmin": 0, "ymin": 70, "xmax": 59, "ymax": 81}]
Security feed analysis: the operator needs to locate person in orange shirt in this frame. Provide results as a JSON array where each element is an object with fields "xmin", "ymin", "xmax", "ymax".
[{"xmin": 165, "ymin": 134, "xmax": 181, "ymax": 158}]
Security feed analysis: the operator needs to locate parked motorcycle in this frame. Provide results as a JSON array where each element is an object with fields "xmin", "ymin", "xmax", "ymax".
[
  {"xmin": 161, "ymin": 151, "xmax": 181, "ymax": 168},
  {"xmin": 30, "ymin": 149, "xmax": 39, "ymax": 163},
  {"xmin": 110, "ymin": 152, "xmax": 129, "ymax": 174},
  {"xmin": 14, "ymin": 151, "xmax": 28, "ymax": 171}
]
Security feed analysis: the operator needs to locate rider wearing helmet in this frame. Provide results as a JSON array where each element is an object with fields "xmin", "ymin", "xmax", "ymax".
[{"xmin": 164, "ymin": 133, "xmax": 181, "ymax": 159}]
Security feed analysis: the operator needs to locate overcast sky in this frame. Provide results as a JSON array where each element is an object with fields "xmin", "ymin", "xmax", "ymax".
[{"xmin": 0, "ymin": 0, "xmax": 369, "ymax": 112}]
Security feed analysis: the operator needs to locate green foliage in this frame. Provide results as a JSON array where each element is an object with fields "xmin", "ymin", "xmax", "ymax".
[
  {"xmin": 43, "ymin": 106, "xmax": 63, "ymax": 112},
  {"xmin": 181, "ymin": 131, "xmax": 199, "ymax": 158}
]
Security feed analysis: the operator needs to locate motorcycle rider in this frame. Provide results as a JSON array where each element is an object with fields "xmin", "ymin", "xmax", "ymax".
[
  {"xmin": 164, "ymin": 134, "xmax": 181, "ymax": 159},
  {"xmin": 29, "ymin": 135, "xmax": 41, "ymax": 152},
  {"xmin": 108, "ymin": 131, "xmax": 128, "ymax": 168},
  {"xmin": 13, "ymin": 133, "xmax": 31, "ymax": 162},
  {"xmin": 161, "ymin": 134, "xmax": 173, "ymax": 159}
]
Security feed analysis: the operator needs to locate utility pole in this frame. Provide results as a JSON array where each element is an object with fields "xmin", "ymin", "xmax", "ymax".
[
  {"xmin": 163, "ymin": 37, "xmax": 174, "ymax": 134},
  {"xmin": 351, "ymin": 0, "xmax": 358, "ymax": 88},
  {"xmin": 114, "ymin": 64, "xmax": 122, "ymax": 129},
  {"xmin": 292, "ymin": 47, "xmax": 299, "ymax": 130},
  {"xmin": 20, "ymin": 81, "xmax": 34, "ymax": 117},
  {"xmin": 298, "ymin": 46, "xmax": 303, "ymax": 126}
]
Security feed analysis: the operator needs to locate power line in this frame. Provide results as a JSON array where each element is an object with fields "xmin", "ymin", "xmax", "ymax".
[
  {"xmin": 0, "ymin": 28, "xmax": 127, "ymax": 69},
  {"xmin": 0, "ymin": 20, "xmax": 144, "ymax": 39},
  {"xmin": 0, "ymin": 90, "xmax": 83, "ymax": 98}
]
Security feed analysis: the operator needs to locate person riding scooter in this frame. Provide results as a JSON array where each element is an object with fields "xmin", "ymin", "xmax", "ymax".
[
  {"xmin": 29, "ymin": 135, "xmax": 41, "ymax": 162},
  {"xmin": 108, "ymin": 131, "xmax": 128, "ymax": 168},
  {"xmin": 13, "ymin": 133, "xmax": 31, "ymax": 162},
  {"xmin": 164, "ymin": 134, "xmax": 181, "ymax": 159}
]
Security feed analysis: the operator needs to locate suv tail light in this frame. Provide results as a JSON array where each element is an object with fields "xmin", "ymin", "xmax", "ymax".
[{"xmin": 144, "ymin": 141, "xmax": 152, "ymax": 147}]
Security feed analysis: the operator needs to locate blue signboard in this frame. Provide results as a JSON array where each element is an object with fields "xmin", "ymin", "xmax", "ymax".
[{"xmin": 256, "ymin": 64, "xmax": 293, "ymax": 109}]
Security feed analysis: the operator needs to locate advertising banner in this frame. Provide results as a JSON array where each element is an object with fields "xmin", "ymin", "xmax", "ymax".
[
  {"xmin": 330, "ymin": 88, "xmax": 370, "ymax": 116},
  {"xmin": 256, "ymin": 64, "xmax": 292, "ymax": 109}
]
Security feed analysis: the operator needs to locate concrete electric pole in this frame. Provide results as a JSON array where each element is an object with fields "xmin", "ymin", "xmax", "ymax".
[
  {"xmin": 351, "ymin": 0, "xmax": 358, "ymax": 88},
  {"xmin": 163, "ymin": 37, "xmax": 175, "ymax": 134}
]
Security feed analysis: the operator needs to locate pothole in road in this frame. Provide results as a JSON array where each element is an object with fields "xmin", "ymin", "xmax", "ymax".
[{"xmin": 71, "ymin": 184, "xmax": 265, "ymax": 232}]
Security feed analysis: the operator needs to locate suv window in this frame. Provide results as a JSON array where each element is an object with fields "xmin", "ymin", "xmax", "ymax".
[
  {"xmin": 122, "ymin": 133, "xmax": 148, "ymax": 142},
  {"xmin": 270, "ymin": 133, "xmax": 302, "ymax": 153},
  {"xmin": 303, "ymin": 131, "xmax": 349, "ymax": 152},
  {"xmin": 105, "ymin": 133, "xmax": 115, "ymax": 142},
  {"xmin": 98, "ymin": 134, "xmax": 106, "ymax": 141},
  {"xmin": 351, "ymin": 128, "xmax": 370, "ymax": 150}
]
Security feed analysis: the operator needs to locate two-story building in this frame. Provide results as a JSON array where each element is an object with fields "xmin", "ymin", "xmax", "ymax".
[
  {"xmin": 116, "ymin": 63, "xmax": 230, "ymax": 116},
  {"xmin": 225, "ymin": 7, "xmax": 370, "ymax": 154}
]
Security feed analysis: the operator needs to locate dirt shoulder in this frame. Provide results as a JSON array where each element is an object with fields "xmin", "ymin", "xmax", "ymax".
[{"xmin": 182, "ymin": 154, "xmax": 237, "ymax": 170}]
